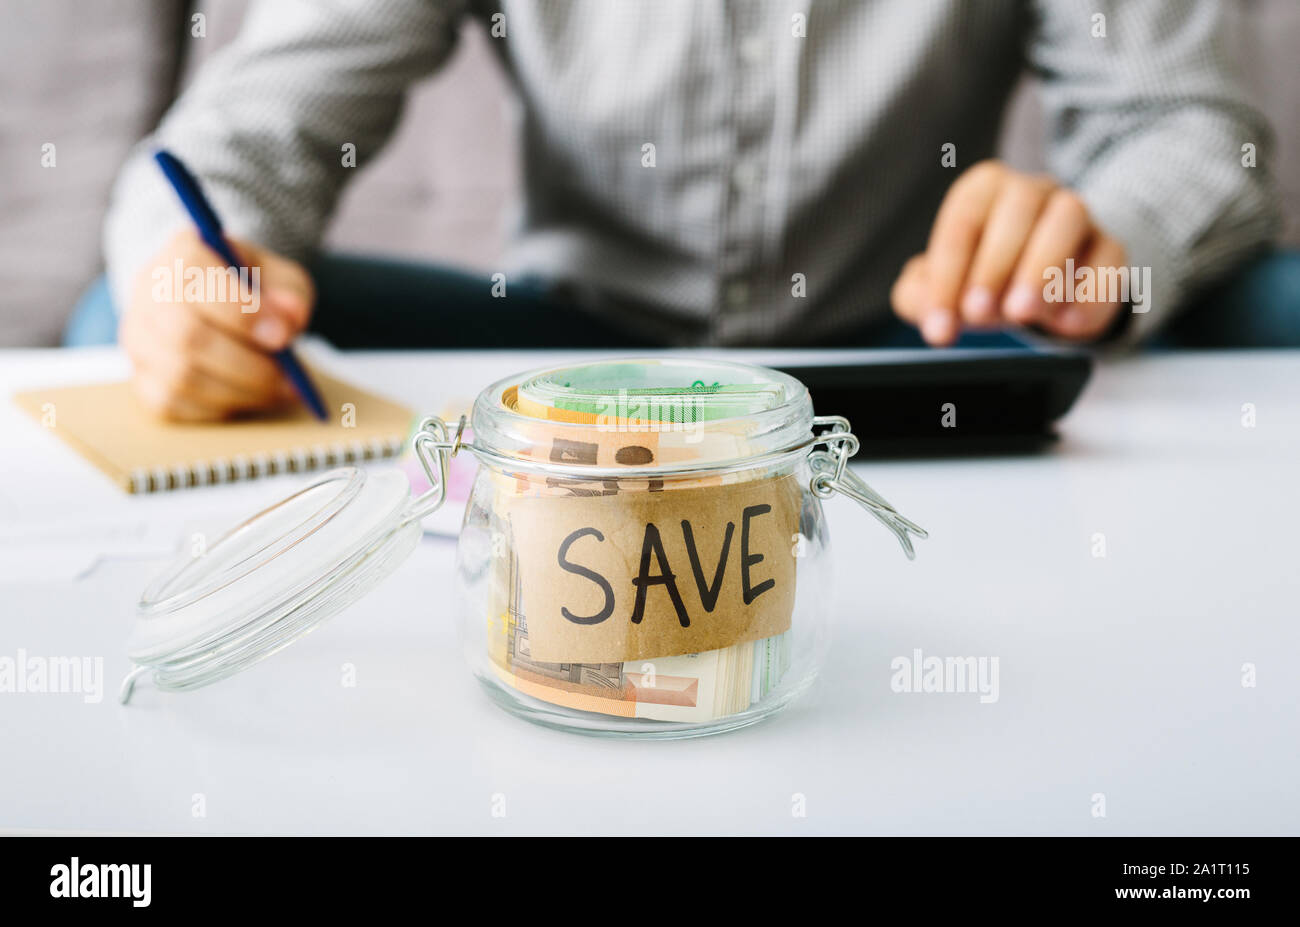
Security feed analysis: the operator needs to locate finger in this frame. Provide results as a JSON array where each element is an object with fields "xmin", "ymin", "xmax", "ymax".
[
  {"xmin": 1045, "ymin": 234, "xmax": 1128, "ymax": 340},
  {"xmin": 131, "ymin": 367, "xmax": 228, "ymax": 422},
  {"xmin": 130, "ymin": 307, "xmax": 295, "ymax": 408},
  {"xmin": 961, "ymin": 176, "xmax": 1054, "ymax": 325},
  {"xmin": 1004, "ymin": 189, "xmax": 1094, "ymax": 325},
  {"xmin": 237, "ymin": 240, "xmax": 315, "ymax": 332},
  {"xmin": 890, "ymin": 254, "xmax": 930, "ymax": 325},
  {"xmin": 181, "ymin": 241, "xmax": 314, "ymax": 351},
  {"xmin": 131, "ymin": 333, "xmax": 292, "ymax": 415},
  {"xmin": 187, "ymin": 318, "xmax": 292, "ymax": 401},
  {"xmin": 924, "ymin": 161, "xmax": 1005, "ymax": 344}
]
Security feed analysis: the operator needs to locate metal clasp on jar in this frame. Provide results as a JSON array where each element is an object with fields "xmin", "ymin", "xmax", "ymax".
[
  {"xmin": 807, "ymin": 416, "xmax": 928, "ymax": 559},
  {"xmin": 409, "ymin": 415, "xmax": 466, "ymax": 520}
]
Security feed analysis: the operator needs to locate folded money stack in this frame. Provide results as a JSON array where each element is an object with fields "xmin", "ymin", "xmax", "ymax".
[{"xmin": 483, "ymin": 362, "xmax": 798, "ymax": 723}]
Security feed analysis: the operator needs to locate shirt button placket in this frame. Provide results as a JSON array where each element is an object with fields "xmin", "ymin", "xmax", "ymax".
[{"xmin": 718, "ymin": 2, "xmax": 774, "ymax": 340}]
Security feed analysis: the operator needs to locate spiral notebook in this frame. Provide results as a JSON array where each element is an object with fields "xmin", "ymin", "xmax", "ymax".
[{"xmin": 13, "ymin": 372, "xmax": 415, "ymax": 494}]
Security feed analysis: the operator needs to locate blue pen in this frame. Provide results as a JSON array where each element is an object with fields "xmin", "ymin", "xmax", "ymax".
[{"xmin": 152, "ymin": 149, "xmax": 329, "ymax": 421}]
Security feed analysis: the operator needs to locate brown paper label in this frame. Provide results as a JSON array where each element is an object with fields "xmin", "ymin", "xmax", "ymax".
[{"xmin": 507, "ymin": 473, "xmax": 801, "ymax": 663}]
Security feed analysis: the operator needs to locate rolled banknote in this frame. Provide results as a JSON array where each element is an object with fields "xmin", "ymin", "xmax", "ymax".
[
  {"xmin": 514, "ymin": 360, "xmax": 787, "ymax": 424},
  {"xmin": 492, "ymin": 583, "xmax": 790, "ymax": 723}
]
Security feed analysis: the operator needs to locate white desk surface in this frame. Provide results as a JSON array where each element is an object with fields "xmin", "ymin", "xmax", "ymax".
[{"xmin": 1, "ymin": 346, "xmax": 1296, "ymax": 836}]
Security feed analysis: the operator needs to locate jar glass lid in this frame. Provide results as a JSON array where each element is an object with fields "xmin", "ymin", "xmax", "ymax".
[{"xmin": 119, "ymin": 466, "xmax": 424, "ymax": 703}]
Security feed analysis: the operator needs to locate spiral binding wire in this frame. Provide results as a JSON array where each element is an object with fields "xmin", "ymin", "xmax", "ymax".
[{"xmin": 126, "ymin": 437, "xmax": 406, "ymax": 493}]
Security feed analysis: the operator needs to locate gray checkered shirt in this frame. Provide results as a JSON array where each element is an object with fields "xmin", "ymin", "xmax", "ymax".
[{"xmin": 105, "ymin": 0, "xmax": 1279, "ymax": 345}]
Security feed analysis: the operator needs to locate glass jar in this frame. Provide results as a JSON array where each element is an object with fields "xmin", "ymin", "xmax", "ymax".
[
  {"xmin": 120, "ymin": 357, "xmax": 925, "ymax": 740},
  {"xmin": 440, "ymin": 358, "xmax": 924, "ymax": 738}
]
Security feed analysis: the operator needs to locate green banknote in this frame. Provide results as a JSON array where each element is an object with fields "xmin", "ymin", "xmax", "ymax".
[{"xmin": 517, "ymin": 361, "xmax": 788, "ymax": 423}]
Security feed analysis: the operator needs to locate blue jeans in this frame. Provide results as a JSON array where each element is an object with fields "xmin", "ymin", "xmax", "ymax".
[{"xmin": 64, "ymin": 249, "xmax": 1300, "ymax": 349}]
